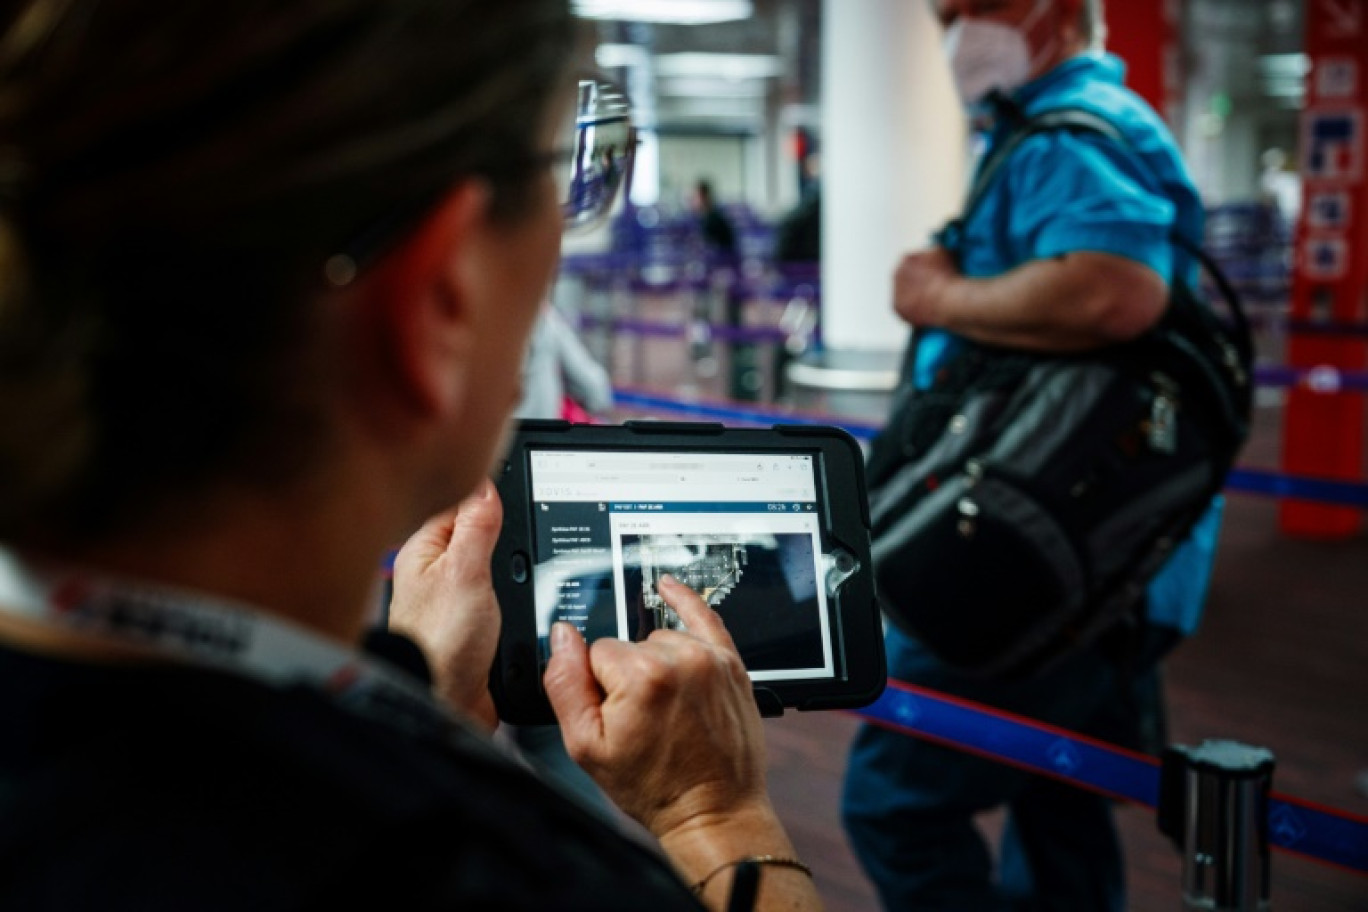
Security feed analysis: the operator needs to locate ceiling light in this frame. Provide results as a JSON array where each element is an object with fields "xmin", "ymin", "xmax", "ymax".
[
  {"xmin": 658, "ymin": 76, "xmax": 770, "ymax": 98},
  {"xmin": 1258, "ymin": 54, "xmax": 1308, "ymax": 101},
  {"xmin": 572, "ymin": 0, "xmax": 753, "ymax": 25},
  {"xmin": 1258, "ymin": 53, "xmax": 1311, "ymax": 76},
  {"xmin": 595, "ymin": 43, "xmax": 651, "ymax": 69},
  {"xmin": 660, "ymin": 97, "xmax": 764, "ymax": 122},
  {"xmin": 654, "ymin": 52, "xmax": 785, "ymax": 80}
]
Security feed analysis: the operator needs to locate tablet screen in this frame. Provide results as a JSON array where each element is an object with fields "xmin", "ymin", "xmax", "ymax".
[{"xmin": 527, "ymin": 449, "xmax": 834, "ymax": 681}]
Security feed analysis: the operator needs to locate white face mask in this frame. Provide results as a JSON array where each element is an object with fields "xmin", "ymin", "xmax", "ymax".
[{"xmin": 944, "ymin": 0, "xmax": 1054, "ymax": 107}]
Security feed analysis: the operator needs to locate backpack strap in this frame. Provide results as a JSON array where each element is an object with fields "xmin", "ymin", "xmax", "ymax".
[
  {"xmin": 916, "ymin": 107, "xmax": 1133, "ymax": 384},
  {"xmin": 937, "ymin": 106, "xmax": 1251, "ymax": 360},
  {"xmin": 960, "ymin": 107, "xmax": 1124, "ymax": 224}
]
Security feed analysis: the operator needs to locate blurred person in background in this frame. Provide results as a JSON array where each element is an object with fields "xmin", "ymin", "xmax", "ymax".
[
  {"xmin": 770, "ymin": 151, "xmax": 823, "ymax": 401},
  {"xmin": 1258, "ymin": 147, "xmax": 1301, "ymax": 228},
  {"xmin": 692, "ymin": 178, "xmax": 738, "ymax": 261},
  {"xmin": 690, "ymin": 178, "xmax": 759, "ymax": 401},
  {"xmin": 506, "ymin": 298, "xmax": 614, "ymax": 805},
  {"xmin": 773, "ymin": 152, "xmax": 822, "ymax": 266},
  {"xmin": 0, "ymin": 2, "xmax": 821, "ymax": 909},
  {"xmin": 516, "ymin": 300, "xmax": 615, "ymax": 424}
]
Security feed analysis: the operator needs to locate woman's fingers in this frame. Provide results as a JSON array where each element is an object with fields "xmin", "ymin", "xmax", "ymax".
[{"xmin": 655, "ymin": 573, "xmax": 737, "ymax": 650}]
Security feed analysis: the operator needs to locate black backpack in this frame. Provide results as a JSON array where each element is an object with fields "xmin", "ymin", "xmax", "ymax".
[{"xmin": 867, "ymin": 108, "xmax": 1253, "ymax": 678}]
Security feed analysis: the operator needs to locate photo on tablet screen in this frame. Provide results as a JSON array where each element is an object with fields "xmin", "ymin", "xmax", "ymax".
[
  {"xmin": 619, "ymin": 532, "xmax": 827, "ymax": 673},
  {"xmin": 527, "ymin": 449, "xmax": 835, "ymax": 681}
]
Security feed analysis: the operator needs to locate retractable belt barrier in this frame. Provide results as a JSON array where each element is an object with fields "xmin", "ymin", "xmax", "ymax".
[
  {"xmin": 1284, "ymin": 319, "xmax": 1368, "ymax": 339},
  {"xmin": 1224, "ymin": 467, "xmax": 1368, "ymax": 509},
  {"xmin": 561, "ymin": 256, "xmax": 821, "ymax": 303},
  {"xmin": 1256, "ymin": 364, "xmax": 1368, "ymax": 393},
  {"xmin": 855, "ymin": 681, "xmax": 1368, "ymax": 877},
  {"xmin": 610, "ymin": 388, "xmax": 1368, "ymax": 511},
  {"xmin": 581, "ymin": 314, "xmax": 798, "ymax": 346},
  {"xmin": 600, "ymin": 312, "xmax": 1368, "ymax": 394}
]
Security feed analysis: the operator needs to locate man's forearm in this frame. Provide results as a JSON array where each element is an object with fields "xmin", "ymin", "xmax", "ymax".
[{"xmin": 928, "ymin": 251, "xmax": 1168, "ymax": 353}]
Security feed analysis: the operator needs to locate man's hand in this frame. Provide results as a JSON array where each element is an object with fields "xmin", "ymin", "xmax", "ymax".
[
  {"xmin": 892, "ymin": 246, "xmax": 961, "ymax": 328},
  {"xmin": 388, "ymin": 481, "xmax": 502, "ymax": 730}
]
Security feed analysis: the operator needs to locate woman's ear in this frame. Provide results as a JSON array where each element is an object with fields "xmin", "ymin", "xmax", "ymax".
[{"xmin": 361, "ymin": 180, "xmax": 493, "ymax": 420}]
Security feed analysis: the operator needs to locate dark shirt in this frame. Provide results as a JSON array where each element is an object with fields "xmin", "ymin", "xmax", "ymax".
[
  {"xmin": 773, "ymin": 192, "xmax": 821, "ymax": 264},
  {"xmin": 700, "ymin": 207, "xmax": 737, "ymax": 258},
  {"xmin": 0, "ymin": 637, "xmax": 704, "ymax": 910}
]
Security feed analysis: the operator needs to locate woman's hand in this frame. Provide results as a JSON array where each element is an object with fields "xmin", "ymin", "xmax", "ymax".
[
  {"xmin": 388, "ymin": 480, "xmax": 503, "ymax": 730},
  {"xmin": 542, "ymin": 574, "xmax": 769, "ymax": 836}
]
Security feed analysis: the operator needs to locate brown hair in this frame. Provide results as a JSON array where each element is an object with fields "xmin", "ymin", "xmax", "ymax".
[{"xmin": 0, "ymin": 0, "xmax": 573, "ymax": 540}]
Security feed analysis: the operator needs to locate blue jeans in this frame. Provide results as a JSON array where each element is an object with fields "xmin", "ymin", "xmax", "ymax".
[{"xmin": 842, "ymin": 624, "xmax": 1172, "ymax": 912}]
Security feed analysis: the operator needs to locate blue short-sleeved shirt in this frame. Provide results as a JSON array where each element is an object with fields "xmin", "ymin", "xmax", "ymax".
[{"xmin": 915, "ymin": 53, "xmax": 1216, "ymax": 634}]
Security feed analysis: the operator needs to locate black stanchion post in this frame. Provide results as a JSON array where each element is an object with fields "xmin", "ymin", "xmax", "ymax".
[
  {"xmin": 1159, "ymin": 740, "xmax": 1276, "ymax": 911},
  {"xmin": 723, "ymin": 272, "xmax": 761, "ymax": 402},
  {"xmin": 610, "ymin": 275, "xmax": 633, "ymax": 387}
]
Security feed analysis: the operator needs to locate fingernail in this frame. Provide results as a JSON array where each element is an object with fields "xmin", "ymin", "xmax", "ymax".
[
  {"xmin": 551, "ymin": 622, "xmax": 572, "ymax": 652},
  {"xmin": 481, "ymin": 478, "xmax": 496, "ymax": 499},
  {"xmin": 659, "ymin": 573, "xmax": 676, "ymax": 587}
]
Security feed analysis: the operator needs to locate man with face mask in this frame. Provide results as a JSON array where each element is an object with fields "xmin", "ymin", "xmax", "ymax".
[{"xmin": 841, "ymin": 1, "xmax": 1220, "ymax": 909}]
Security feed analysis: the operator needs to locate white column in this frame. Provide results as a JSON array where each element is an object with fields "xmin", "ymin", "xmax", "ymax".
[
  {"xmin": 625, "ymin": 50, "xmax": 661, "ymax": 207},
  {"xmin": 820, "ymin": 0, "xmax": 965, "ymax": 352}
]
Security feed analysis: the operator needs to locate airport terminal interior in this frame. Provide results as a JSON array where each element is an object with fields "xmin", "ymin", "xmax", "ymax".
[{"xmin": 553, "ymin": 0, "xmax": 1368, "ymax": 908}]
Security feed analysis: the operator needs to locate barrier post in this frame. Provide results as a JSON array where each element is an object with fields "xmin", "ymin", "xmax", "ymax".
[
  {"xmin": 1159, "ymin": 740, "xmax": 1276, "ymax": 911},
  {"xmin": 1279, "ymin": 0, "xmax": 1368, "ymax": 539}
]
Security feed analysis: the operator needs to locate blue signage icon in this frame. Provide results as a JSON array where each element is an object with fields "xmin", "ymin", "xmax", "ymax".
[
  {"xmin": 893, "ymin": 693, "xmax": 921, "ymax": 725},
  {"xmin": 1309, "ymin": 190, "xmax": 1350, "ymax": 229},
  {"xmin": 1304, "ymin": 237, "xmax": 1348, "ymax": 279},
  {"xmin": 1270, "ymin": 804, "xmax": 1308, "ymax": 847},
  {"xmin": 1048, "ymin": 739, "xmax": 1082, "ymax": 776},
  {"xmin": 1306, "ymin": 111, "xmax": 1363, "ymax": 180}
]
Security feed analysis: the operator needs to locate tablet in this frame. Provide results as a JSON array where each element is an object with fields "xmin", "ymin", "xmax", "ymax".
[{"xmin": 490, "ymin": 420, "xmax": 885, "ymax": 724}]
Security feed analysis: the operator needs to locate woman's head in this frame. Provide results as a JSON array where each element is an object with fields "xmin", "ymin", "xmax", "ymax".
[{"xmin": 0, "ymin": 0, "xmax": 574, "ymax": 542}]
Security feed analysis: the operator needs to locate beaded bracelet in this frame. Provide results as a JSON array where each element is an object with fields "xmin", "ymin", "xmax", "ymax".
[{"xmin": 690, "ymin": 854, "xmax": 814, "ymax": 896}]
